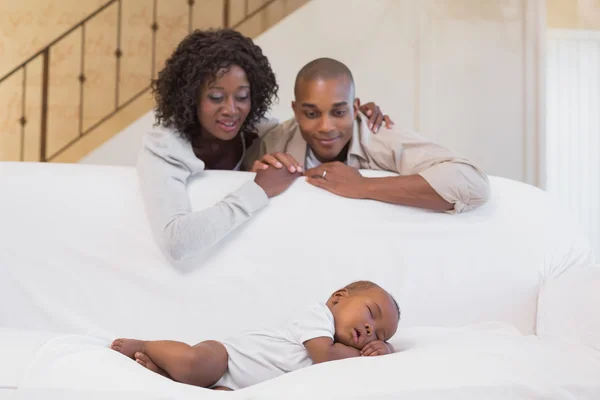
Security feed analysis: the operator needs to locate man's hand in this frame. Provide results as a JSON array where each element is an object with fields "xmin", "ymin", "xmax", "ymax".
[
  {"xmin": 254, "ymin": 166, "xmax": 301, "ymax": 198},
  {"xmin": 304, "ymin": 162, "xmax": 368, "ymax": 199},
  {"xmin": 360, "ymin": 340, "xmax": 394, "ymax": 357}
]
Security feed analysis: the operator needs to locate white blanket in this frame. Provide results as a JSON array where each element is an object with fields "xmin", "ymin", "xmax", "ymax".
[{"xmin": 14, "ymin": 324, "xmax": 600, "ymax": 399}]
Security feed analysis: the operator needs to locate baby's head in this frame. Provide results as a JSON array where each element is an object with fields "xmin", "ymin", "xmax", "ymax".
[{"xmin": 326, "ymin": 281, "xmax": 400, "ymax": 350}]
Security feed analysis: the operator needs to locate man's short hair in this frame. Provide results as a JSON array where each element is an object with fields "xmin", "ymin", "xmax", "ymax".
[{"xmin": 294, "ymin": 57, "xmax": 355, "ymax": 97}]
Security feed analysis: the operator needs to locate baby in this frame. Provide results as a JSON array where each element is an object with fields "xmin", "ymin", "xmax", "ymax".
[{"xmin": 111, "ymin": 280, "xmax": 400, "ymax": 391}]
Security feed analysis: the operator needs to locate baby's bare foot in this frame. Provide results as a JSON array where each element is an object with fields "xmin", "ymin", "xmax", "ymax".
[
  {"xmin": 135, "ymin": 352, "xmax": 170, "ymax": 378},
  {"xmin": 111, "ymin": 338, "xmax": 145, "ymax": 359}
]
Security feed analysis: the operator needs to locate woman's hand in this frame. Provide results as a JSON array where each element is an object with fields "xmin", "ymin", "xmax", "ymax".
[
  {"xmin": 254, "ymin": 166, "xmax": 301, "ymax": 198},
  {"xmin": 251, "ymin": 152, "xmax": 303, "ymax": 174},
  {"xmin": 357, "ymin": 98, "xmax": 395, "ymax": 133}
]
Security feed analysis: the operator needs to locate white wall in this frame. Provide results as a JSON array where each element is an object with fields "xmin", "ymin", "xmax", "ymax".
[{"xmin": 81, "ymin": 0, "xmax": 545, "ymax": 186}]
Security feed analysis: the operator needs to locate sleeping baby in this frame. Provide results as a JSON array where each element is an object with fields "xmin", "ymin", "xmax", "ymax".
[{"xmin": 111, "ymin": 280, "xmax": 400, "ymax": 391}]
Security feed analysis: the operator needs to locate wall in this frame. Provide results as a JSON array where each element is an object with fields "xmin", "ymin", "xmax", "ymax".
[
  {"xmin": 0, "ymin": 0, "xmax": 308, "ymax": 162},
  {"xmin": 258, "ymin": 0, "xmax": 544, "ymax": 185},
  {"xmin": 547, "ymin": 0, "xmax": 600, "ymax": 29},
  {"xmin": 82, "ymin": 0, "xmax": 544, "ymax": 186}
]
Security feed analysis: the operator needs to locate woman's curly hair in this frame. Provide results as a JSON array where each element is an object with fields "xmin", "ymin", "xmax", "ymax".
[{"xmin": 151, "ymin": 29, "xmax": 278, "ymax": 143}]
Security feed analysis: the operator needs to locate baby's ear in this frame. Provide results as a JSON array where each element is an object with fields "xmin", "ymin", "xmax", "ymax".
[{"xmin": 330, "ymin": 288, "xmax": 350, "ymax": 304}]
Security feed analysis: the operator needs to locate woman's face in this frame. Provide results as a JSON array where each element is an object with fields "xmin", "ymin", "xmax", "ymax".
[{"xmin": 197, "ymin": 65, "xmax": 252, "ymax": 141}]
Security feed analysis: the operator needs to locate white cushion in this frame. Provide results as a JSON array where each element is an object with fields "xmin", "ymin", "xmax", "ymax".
[{"xmin": 537, "ymin": 264, "xmax": 600, "ymax": 355}]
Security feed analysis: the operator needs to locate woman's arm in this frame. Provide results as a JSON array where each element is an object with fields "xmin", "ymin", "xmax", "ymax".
[{"xmin": 137, "ymin": 131, "xmax": 269, "ymax": 265}]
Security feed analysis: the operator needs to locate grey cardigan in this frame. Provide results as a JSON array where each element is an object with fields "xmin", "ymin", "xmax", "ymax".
[{"xmin": 136, "ymin": 118, "xmax": 279, "ymax": 264}]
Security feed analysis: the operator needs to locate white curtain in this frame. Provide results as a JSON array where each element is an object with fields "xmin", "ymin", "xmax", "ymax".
[{"xmin": 546, "ymin": 29, "xmax": 600, "ymax": 258}]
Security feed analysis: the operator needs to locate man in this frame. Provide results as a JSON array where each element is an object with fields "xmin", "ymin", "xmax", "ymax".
[{"xmin": 246, "ymin": 58, "xmax": 490, "ymax": 213}]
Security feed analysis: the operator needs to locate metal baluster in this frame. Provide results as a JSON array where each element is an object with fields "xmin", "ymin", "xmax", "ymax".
[
  {"xmin": 79, "ymin": 24, "xmax": 86, "ymax": 136},
  {"xmin": 151, "ymin": 0, "xmax": 159, "ymax": 80},
  {"xmin": 223, "ymin": 0, "xmax": 230, "ymax": 28},
  {"xmin": 40, "ymin": 49, "xmax": 50, "ymax": 162},
  {"xmin": 188, "ymin": 0, "xmax": 195, "ymax": 33},
  {"xmin": 115, "ymin": 0, "xmax": 123, "ymax": 109},
  {"xmin": 19, "ymin": 66, "xmax": 27, "ymax": 161}
]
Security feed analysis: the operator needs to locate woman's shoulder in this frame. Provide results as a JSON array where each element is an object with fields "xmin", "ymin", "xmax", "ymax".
[
  {"xmin": 255, "ymin": 115, "xmax": 302, "ymax": 139},
  {"xmin": 138, "ymin": 124, "xmax": 205, "ymax": 173},
  {"xmin": 141, "ymin": 124, "xmax": 189, "ymax": 152},
  {"xmin": 255, "ymin": 116, "xmax": 299, "ymax": 141},
  {"xmin": 254, "ymin": 116, "xmax": 280, "ymax": 138}
]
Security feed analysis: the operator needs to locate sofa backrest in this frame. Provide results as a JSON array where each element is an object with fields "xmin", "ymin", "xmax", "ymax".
[{"xmin": 0, "ymin": 162, "xmax": 593, "ymax": 342}]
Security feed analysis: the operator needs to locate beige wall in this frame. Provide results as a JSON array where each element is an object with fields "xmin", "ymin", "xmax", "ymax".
[
  {"xmin": 254, "ymin": 0, "xmax": 545, "ymax": 185},
  {"xmin": 0, "ymin": 0, "xmax": 309, "ymax": 162},
  {"xmin": 547, "ymin": 0, "xmax": 600, "ymax": 29}
]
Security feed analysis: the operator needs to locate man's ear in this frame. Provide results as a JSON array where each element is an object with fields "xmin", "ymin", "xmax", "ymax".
[
  {"xmin": 352, "ymin": 98, "xmax": 360, "ymax": 115},
  {"xmin": 330, "ymin": 288, "xmax": 350, "ymax": 305},
  {"xmin": 292, "ymin": 100, "xmax": 299, "ymax": 117}
]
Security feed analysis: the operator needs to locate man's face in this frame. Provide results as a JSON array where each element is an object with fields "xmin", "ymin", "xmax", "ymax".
[{"xmin": 292, "ymin": 77, "xmax": 358, "ymax": 162}]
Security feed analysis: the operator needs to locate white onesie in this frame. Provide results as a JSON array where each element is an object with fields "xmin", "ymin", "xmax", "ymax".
[{"xmin": 213, "ymin": 303, "xmax": 335, "ymax": 390}]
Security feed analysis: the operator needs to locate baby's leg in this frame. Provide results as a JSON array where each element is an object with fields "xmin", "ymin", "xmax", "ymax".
[
  {"xmin": 111, "ymin": 338, "xmax": 227, "ymax": 388},
  {"xmin": 134, "ymin": 352, "xmax": 172, "ymax": 378},
  {"xmin": 111, "ymin": 340, "xmax": 171, "ymax": 378}
]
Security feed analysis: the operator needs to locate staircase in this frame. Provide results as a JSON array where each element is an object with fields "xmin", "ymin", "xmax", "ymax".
[{"xmin": 0, "ymin": 0, "xmax": 309, "ymax": 163}]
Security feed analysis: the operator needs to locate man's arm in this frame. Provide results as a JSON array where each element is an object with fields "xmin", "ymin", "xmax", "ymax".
[
  {"xmin": 304, "ymin": 162, "xmax": 467, "ymax": 212},
  {"xmin": 303, "ymin": 337, "xmax": 361, "ymax": 364},
  {"xmin": 352, "ymin": 117, "xmax": 491, "ymax": 213},
  {"xmin": 305, "ymin": 133, "xmax": 490, "ymax": 213},
  {"xmin": 387, "ymin": 127, "xmax": 491, "ymax": 213},
  {"xmin": 305, "ymin": 164, "xmax": 453, "ymax": 211},
  {"xmin": 358, "ymin": 161, "xmax": 491, "ymax": 213},
  {"xmin": 360, "ymin": 174, "xmax": 453, "ymax": 211},
  {"xmin": 416, "ymin": 161, "xmax": 490, "ymax": 213}
]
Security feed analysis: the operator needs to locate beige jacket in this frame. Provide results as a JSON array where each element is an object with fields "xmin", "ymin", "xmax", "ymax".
[{"xmin": 245, "ymin": 112, "xmax": 490, "ymax": 213}]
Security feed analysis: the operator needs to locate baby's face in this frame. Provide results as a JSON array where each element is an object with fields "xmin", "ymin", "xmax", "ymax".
[{"xmin": 330, "ymin": 287, "xmax": 399, "ymax": 350}]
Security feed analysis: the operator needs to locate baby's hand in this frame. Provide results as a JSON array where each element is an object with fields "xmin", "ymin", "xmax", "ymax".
[{"xmin": 360, "ymin": 340, "xmax": 394, "ymax": 357}]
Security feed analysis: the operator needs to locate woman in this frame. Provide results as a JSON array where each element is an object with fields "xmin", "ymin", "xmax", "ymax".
[{"xmin": 137, "ymin": 29, "xmax": 392, "ymax": 266}]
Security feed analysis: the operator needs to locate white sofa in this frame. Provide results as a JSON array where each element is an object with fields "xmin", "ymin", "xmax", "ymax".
[{"xmin": 0, "ymin": 161, "xmax": 598, "ymax": 399}]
